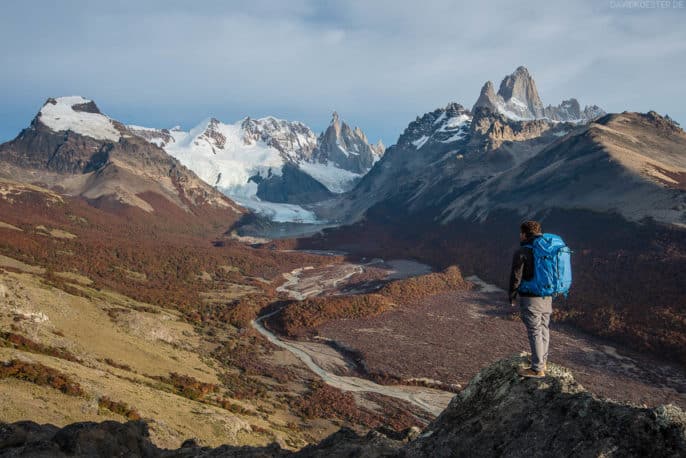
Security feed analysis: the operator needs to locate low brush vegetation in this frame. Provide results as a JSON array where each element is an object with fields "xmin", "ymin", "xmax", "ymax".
[
  {"xmin": 186, "ymin": 294, "xmax": 273, "ymax": 328},
  {"xmin": 272, "ymin": 266, "xmax": 471, "ymax": 336},
  {"xmin": 378, "ymin": 265, "xmax": 471, "ymax": 302},
  {"xmin": 219, "ymin": 372, "xmax": 270, "ymax": 400},
  {"xmin": 0, "ymin": 359, "xmax": 83, "ymax": 396},
  {"xmin": 276, "ymin": 294, "xmax": 391, "ymax": 337},
  {"xmin": 0, "ymin": 332, "xmax": 80, "ymax": 363},
  {"xmin": 300, "ymin": 208, "xmax": 686, "ymax": 366},
  {"xmin": 213, "ymin": 337, "xmax": 296, "ymax": 384},
  {"xmin": 290, "ymin": 380, "xmax": 423, "ymax": 431},
  {"xmin": 153, "ymin": 372, "xmax": 219, "ymax": 401},
  {"xmin": 98, "ymin": 396, "xmax": 141, "ymax": 420},
  {"xmin": 99, "ymin": 358, "xmax": 133, "ymax": 372},
  {"xmin": 0, "ymin": 188, "xmax": 329, "ymax": 319},
  {"xmin": 0, "ymin": 186, "xmax": 433, "ymax": 444},
  {"xmin": 150, "ymin": 370, "xmax": 263, "ymax": 414}
]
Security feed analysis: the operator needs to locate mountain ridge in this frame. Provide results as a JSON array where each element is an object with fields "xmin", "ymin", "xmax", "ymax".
[
  {"xmin": 473, "ymin": 66, "xmax": 604, "ymax": 122},
  {"xmin": 129, "ymin": 110, "xmax": 384, "ymax": 221},
  {"xmin": 0, "ymin": 96, "xmax": 242, "ymax": 219}
]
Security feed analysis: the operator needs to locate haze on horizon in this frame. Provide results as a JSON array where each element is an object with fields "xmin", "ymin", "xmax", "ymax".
[{"xmin": 1, "ymin": 0, "xmax": 684, "ymax": 146}]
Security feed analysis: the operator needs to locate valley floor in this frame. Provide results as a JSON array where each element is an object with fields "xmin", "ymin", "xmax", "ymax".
[
  {"xmin": 269, "ymin": 258, "xmax": 686, "ymax": 410},
  {"xmin": 2, "ymin": 239, "xmax": 684, "ymax": 454}
]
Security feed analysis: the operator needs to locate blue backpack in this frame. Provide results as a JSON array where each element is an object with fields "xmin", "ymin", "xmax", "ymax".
[{"xmin": 518, "ymin": 233, "xmax": 572, "ymax": 297}]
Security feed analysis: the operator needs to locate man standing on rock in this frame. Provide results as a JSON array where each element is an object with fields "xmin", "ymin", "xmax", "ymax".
[{"xmin": 509, "ymin": 220, "xmax": 552, "ymax": 378}]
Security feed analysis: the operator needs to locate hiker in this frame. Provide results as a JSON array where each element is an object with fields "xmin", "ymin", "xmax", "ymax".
[{"xmin": 509, "ymin": 220, "xmax": 572, "ymax": 378}]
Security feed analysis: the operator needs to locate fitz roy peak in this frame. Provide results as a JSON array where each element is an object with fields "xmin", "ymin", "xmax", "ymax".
[
  {"xmin": 322, "ymin": 65, "xmax": 684, "ymax": 231},
  {"xmin": 473, "ymin": 66, "xmax": 605, "ymax": 122}
]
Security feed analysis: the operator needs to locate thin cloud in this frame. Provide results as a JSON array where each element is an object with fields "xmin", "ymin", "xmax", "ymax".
[{"xmin": 0, "ymin": 0, "xmax": 684, "ymax": 144}]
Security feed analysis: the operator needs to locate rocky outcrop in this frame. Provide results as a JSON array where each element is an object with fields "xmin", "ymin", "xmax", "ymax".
[
  {"xmin": 313, "ymin": 112, "xmax": 383, "ymax": 174},
  {"xmin": 252, "ymin": 162, "xmax": 334, "ymax": 204},
  {"xmin": 0, "ymin": 420, "xmax": 158, "ymax": 457},
  {"xmin": 544, "ymin": 98, "xmax": 605, "ymax": 122},
  {"xmin": 404, "ymin": 355, "xmax": 686, "ymax": 457},
  {"xmin": 467, "ymin": 106, "xmax": 556, "ymax": 151},
  {"xmin": 129, "ymin": 112, "xmax": 382, "ymax": 205},
  {"xmin": 3, "ymin": 356, "xmax": 683, "ymax": 457},
  {"xmin": 0, "ymin": 421, "xmax": 413, "ymax": 457},
  {"xmin": 241, "ymin": 117, "xmax": 318, "ymax": 161},
  {"xmin": 396, "ymin": 102, "xmax": 472, "ymax": 150},
  {"xmin": 127, "ymin": 125, "xmax": 175, "ymax": 148},
  {"xmin": 473, "ymin": 67, "xmax": 604, "ymax": 122},
  {"xmin": 497, "ymin": 66, "xmax": 545, "ymax": 118}
]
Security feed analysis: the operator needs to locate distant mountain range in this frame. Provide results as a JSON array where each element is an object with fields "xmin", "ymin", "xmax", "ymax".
[
  {"xmin": 128, "ymin": 111, "xmax": 384, "ymax": 222},
  {"xmin": 4, "ymin": 67, "xmax": 682, "ymax": 233},
  {"xmin": 0, "ymin": 96, "xmax": 384, "ymax": 224},
  {"xmin": 322, "ymin": 66, "xmax": 683, "ymax": 228}
]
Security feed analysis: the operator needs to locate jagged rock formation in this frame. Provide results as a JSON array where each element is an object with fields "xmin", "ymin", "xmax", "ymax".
[
  {"xmin": 325, "ymin": 98, "xmax": 684, "ymax": 231},
  {"xmin": 404, "ymin": 355, "xmax": 686, "ymax": 457},
  {"xmin": 0, "ymin": 97, "xmax": 239, "ymax": 216},
  {"xmin": 0, "ymin": 421, "xmax": 159, "ymax": 457},
  {"xmin": 467, "ymin": 106, "xmax": 555, "ymax": 152},
  {"xmin": 544, "ymin": 98, "xmax": 605, "ymax": 123},
  {"xmin": 312, "ymin": 112, "xmax": 384, "ymax": 174},
  {"xmin": 443, "ymin": 110, "xmax": 686, "ymax": 224},
  {"xmin": 241, "ymin": 117, "xmax": 318, "ymax": 161},
  {"xmin": 396, "ymin": 103, "xmax": 471, "ymax": 150},
  {"xmin": 2, "ymin": 356, "xmax": 683, "ymax": 457},
  {"xmin": 473, "ymin": 66, "xmax": 604, "ymax": 122}
]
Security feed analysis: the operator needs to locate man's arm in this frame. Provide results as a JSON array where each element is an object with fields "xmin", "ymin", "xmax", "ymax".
[{"xmin": 509, "ymin": 249, "xmax": 524, "ymax": 303}]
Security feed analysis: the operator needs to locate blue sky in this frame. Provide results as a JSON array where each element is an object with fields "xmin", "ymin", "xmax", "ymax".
[{"xmin": 1, "ymin": 0, "xmax": 685, "ymax": 145}]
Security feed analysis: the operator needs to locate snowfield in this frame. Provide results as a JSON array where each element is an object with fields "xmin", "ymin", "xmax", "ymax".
[
  {"xmin": 230, "ymin": 196, "xmax": 322, "ymax": 223},
  {"xmin": 40, "ymin": 96, "xmax": 121, "ymax": 142},
  {"xmin": 298, "ymin": 161, "xmax": 361, "ymax": 193},
  {"xmin": 165, "ymin": 118, "xmax": 285, "ymax": 192},
  {"xmin": 128, "ymin": 114, "xmax": 377, "ymax": 222}
]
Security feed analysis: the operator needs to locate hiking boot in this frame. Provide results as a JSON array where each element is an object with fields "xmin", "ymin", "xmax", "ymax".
[
  {"xmin": 527, "ymin": 359, "xmax": 547, "ymax": 372},
  {"xmin": 517, "ymin": 367, "xmax": 545, "ymax": 378}
]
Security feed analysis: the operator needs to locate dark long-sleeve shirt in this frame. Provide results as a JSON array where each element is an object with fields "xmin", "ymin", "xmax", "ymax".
[{"xmin": 509, "ymin": 236, "xmax": 538, "ymax": 301}]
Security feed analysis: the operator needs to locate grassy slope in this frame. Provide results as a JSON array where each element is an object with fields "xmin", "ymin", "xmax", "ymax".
[{"xmin": 0, "ymin": 182, "xmax": 424, "ymax": 450}]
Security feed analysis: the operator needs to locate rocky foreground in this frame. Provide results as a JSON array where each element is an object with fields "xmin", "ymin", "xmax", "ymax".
[{"xmin": 1, "ymin": 355, "xmax": 684, "ymax": 457}]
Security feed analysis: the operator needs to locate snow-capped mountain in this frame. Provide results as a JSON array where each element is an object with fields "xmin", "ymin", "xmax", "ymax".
[
  {"xmin": 39, "ymin": 96, "xmax": 123, "ymax": 142},
  {"xmin": 130, "ymin": 113, "xmax": 384, "ymax": 223},
  {"xmin": 0, "ymin": 96, "xmax": 241, "ymax": 218},
  {"xmin": 312, "ymin": 112, "xmax": 384, "ymax": 173},
  {"xmin": 473, "ymin": 66, "xmax": 604, "ymax": 123},
  {"xmin": 396, "ymin": 102, "xmax": 472, "ymax": 151},
  {"xmin": 318, "ymin": 66, "xmax": 683, "ymax": 229}
]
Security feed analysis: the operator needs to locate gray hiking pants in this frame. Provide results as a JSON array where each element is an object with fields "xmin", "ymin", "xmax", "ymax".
[{"xmin": 519, "ymin": 296, "xmax": 553, "ymax": 372}]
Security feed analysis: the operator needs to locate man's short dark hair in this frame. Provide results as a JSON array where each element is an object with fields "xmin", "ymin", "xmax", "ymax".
[{"xmin": 520, "ymin": 220, "xmax": 542, "ymax": 237}]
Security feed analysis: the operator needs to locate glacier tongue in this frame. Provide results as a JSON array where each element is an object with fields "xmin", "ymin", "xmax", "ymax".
[{"xmin": 299, "ymin": 161, "xmax": 362, "ymax": 193}]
